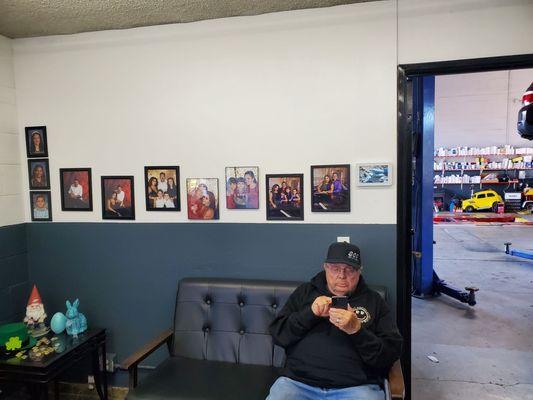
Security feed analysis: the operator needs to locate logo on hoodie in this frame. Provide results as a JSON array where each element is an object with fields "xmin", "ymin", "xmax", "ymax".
[{"xmin": 354, "ymin": 306, "xmax": 371, "ymax": 323}]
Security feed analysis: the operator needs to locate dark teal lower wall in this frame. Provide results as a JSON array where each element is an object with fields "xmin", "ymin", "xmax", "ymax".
[
  {"xmin": 26, "ymin": 222, "xmax": 396, "ymax": 366},
  {"xmin": 0, "ymin": 224, "xmax": 29, "ymax": 325}
]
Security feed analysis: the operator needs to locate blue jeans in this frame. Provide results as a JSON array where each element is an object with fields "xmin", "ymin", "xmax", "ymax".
[{"xmin": 266, "ymin": 376, "xmax": 385, "ymax": 400}]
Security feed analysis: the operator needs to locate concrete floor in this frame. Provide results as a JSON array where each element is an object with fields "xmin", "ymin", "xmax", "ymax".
[{"xmin": 412, "ymin": 225, "xmax": 533, "ymax": 400}]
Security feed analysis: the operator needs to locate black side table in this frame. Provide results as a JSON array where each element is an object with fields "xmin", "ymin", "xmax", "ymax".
[{"xmin": 0, "ymin": 328, "xmax": 108, "ymax": 400}]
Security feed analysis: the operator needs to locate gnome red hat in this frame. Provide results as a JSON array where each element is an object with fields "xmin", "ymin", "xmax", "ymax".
[
  {"xmin": 24, "ymin": 285, "xmax": 47, "ymax": 326},
  {"xmin": 27, "ymin": 285, "xmax": 43, "ymax": 306}
]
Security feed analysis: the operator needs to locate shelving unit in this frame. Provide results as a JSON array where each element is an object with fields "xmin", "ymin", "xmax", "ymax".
[{"xmin": 433, "ymin": 146, "xmax": 533, "ymax": 210}]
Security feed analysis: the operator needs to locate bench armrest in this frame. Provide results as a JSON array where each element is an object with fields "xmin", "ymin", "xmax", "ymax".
[
  {"xmin": 388, "ymin": 360, "xmax": 405, "ymax": 399},
  {"xmin": 122, "ymin": 328, "xmax": 174, "ymax": 389}
]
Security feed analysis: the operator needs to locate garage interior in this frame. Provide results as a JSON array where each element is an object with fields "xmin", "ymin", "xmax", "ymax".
[{"xmin": 411, "ymin": 70, "xmax": 533, "ymax": 400}]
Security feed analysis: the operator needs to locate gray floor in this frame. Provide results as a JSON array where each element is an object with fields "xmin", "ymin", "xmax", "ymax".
[{"xmin": 412, "ymin": 225, "xmax": 533, "ymax": 399}]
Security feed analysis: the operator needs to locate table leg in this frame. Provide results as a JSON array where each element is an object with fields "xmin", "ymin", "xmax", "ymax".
[
  {"xmin": 30, "ymin": 383, "xmax": 47, "ymax": 400},
  {"xmin": 102, "ymin": 341, "xmax": 108, "ymax": 400},
  {"xmin": 91, "ymin": 346, "xmax": 108, "ymax": 400},
  {"xmin": 54, "ymin": 379, "xmax": 60, "ymax": 400}
]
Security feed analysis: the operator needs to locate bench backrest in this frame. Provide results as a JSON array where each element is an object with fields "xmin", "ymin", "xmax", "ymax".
[{"xmin": 172, "ymin": 277, "xmax": 387, "ymax": 367}]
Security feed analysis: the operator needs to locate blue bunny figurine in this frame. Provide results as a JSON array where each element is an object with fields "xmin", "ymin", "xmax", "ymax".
[{"xmin": 65, "ymin": 299, "xmax": 88, "ymax": 336}]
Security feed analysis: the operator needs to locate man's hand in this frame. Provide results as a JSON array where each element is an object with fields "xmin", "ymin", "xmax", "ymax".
[
  {"xmin": 311, "ymin": 296, "xmax": 332, "ymax": 317},
  {"xmin": 329, "ymin": 305, "xmax": 361, "ymax": 335}
]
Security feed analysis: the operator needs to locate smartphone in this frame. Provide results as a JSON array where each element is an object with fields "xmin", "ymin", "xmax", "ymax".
[{"xmin": 331, "ymin": 296, "xmax": 348, "ymax": 309}]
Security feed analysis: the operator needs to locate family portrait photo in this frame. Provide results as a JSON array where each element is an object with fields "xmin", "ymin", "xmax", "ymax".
[
  {"xmin": 186, "ymin": 178, "xmax": 219, "ymax": 220},
  {"xmin": 311, "ymin": 164, "xmax": 350, "ymax": 212},
  {"xmin": 144, "ymin": 166, "xmax": 180, "ymax": 211},
  {"xmin": 28, "ymin": 159, "xmax": 50, "ymax": 190},
  {"xmin": 30, "ymin": 191, "xmax": 52, "ymax": 221},
  {"xmin": 225, "ymin": 167, "xmax": 259, "ymax": 209},
  {"xmin": 101, "ymin": 176, "xmax": 135, "ymax": 220},
  {"xmin": 25, "ymin": 126, "xmax": 48, "ymax": 158},
  {"xmin": 266, "ymin": 174, "xmax": 304, "ymax": 220},
  {"xmin": 60, "ymin": 168, "xmax": 93, "ymax": 211},
  {"xmin": 356, "ymin": 163, "xmax": 393, "ymax": 186}
]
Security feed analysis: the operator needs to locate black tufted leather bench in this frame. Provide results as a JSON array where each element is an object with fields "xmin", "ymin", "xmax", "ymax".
[{"xmin": 123, "ymin": 277, "xmax": 403, "ymax": 400}]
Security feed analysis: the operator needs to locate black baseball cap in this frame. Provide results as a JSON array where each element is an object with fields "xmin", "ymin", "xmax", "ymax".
[{"xmin": 325, "ymin": 242, "xmax": 361, "ymax": 269}]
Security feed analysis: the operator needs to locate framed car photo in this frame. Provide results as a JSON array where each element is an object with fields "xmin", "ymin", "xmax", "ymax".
[{"xmin": 356, "ymin": 163, "xmax": 393, "ymax": 187}]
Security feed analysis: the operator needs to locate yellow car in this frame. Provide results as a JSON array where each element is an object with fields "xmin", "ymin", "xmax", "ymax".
[{"xmin": 462, "ymin": 189, "xmax": 503, "ymax": 212}]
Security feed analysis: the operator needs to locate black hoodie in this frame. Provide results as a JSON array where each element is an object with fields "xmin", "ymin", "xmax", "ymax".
[{"xmin": 269, "ymin": 271, "xmax": 402, "ymax": 389}]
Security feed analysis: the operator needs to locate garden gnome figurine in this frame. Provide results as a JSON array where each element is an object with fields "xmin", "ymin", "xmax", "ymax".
[{"xmin": 24, "ymin": 285, "xmax": 47, "ymax": 328}]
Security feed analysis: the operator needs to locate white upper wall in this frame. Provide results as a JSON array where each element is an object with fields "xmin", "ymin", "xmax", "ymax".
[
  {"xmin": 12, "ymin": 2, "xmax": 398, "ymax": 224},
  {"xmin": 398, "ymin": 0, "xmax": 533, "ymax": 63},
  {"xmin": 0, "ymin": 35, "xmax": 23, "ymax": 227},
  {"xmin": 10, "ymin": 0, "xmax": 533, "ymax": 224},
  {"xmin": 435, "ymin": 69, "xmax": 533, "ymax": 148}
]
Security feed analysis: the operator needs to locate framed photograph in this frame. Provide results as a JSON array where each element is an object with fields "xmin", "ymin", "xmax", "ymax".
[
  {"xmin": 311, "ymin": 164, "xmax": 350, "ymax": 212},
  {"xmin": 101, "ymin": 176, "xmax": 135, "ymax": 220},
  {"xmin": 144, "ymin": 166, "xmax": 180, "ymax": 211},
  {"xmin": 265, "ymin": 174, "xmax": 304, "ymax": 221},
  {"xmin": 25, "ymin": 126, "xmax": 48, "ymax": 158},
  {"xmin": 356, "ymin": 163, "xmax": 393, "ymax": 186},
  {"xmin": 186, "ymin": 178, "xmax": 219, "ymax": 220},
  {"xmin": 225, "ymin": 167, "xmax": 259, "ymax": 209},
  {"xmin": 59, "ymin": 168, "xmax": 93, "ymax": 211},
  {"xmin": 27, "ymin": 159, "xmax": 50, "ymax": 190},
  {"xmin": 30, "ymin": 191, "xmax": 52, "ymax": 222}
]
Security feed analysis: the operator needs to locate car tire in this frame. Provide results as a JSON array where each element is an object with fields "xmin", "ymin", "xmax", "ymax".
[
  {"xmin": 465, "ymin": 206, "xmax": 474, "ymax": 213},
  {"xmin": 492, "ymin": 202, "xmax": 499, "ymax": 213},
  {"xmin": 527, "ymin": 203, "xmax": 533, "ymax": 212}
]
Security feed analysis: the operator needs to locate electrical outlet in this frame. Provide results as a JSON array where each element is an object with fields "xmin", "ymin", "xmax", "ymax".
[
  {"xmin": 106, "ymin": 353, "xmax": 116, "ymax": 373},
  {"xmin": 88, "ymin": 375, "xmax": 95, "ymax": 390},
  {"xmin": 337, "ymin": 236, "xmax": 350, "ymax": 243}
]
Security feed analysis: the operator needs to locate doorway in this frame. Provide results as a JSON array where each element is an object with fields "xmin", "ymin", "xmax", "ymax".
[{"xmin": 397, "ymin": 54, "xmax": 533, "ymax": 400}]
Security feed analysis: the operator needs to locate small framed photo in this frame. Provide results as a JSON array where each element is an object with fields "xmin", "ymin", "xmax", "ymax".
[
  {"xmin": 225, "ymin": 167, "xmax": 259, "ymax": 209},
  {"xmin": 144, "ymin": 166, "xmax": 180, "ymax": 211},
  {"xmin": 266, "ymin": 174, "xmax": 304, "ymax": 221},
  {"xmin": 101, "ymin": 176, "xmax": 135, "ymax": 220},
  {"xmin": 356, "ymin": 163, "xmax": 393, "ymax": 186},
  {"xmin": 28, "ymin": 159, "xmax": 50, "ymax": 190},
  {"xmin": 59, "ymin": 168, "xmax": 93, "ymax": 211},
  {"xmin": 186, "ymin": 178, "xmax": 219, "ymax": 220},
  {"xmin": 25, "ymin": 126, "xmax": 48, "ymax": 158},
  {"xmin": 30, "ymin": 191, "xmax": 52, "ymax": 222},
  {"xmin": 311, "ymin": 164, "xmax": 350, "ymax": 212}
]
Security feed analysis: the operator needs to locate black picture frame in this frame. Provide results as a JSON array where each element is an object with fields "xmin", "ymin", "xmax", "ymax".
[
  {"xmin": 25, "ymin": 126, "xmax": 48, "ymax": 158},
  {"xmin": 59, "ymin": 168, "xmax": 93, "ymax": 211},
  {"xmin": 310, "ymin": 164, "xmax": 351, "ymax": 212},
  {"xmin": 265, "ymin": 173, "xmax": 304, "ymax": 221},
  {"xmin": 144, "ymin": 166, "xmax": 181, "ymax": 211},
  {"xmin": 27, "ymin": 159, "xmax": 51, "ymax": 190},
  {"xmin": 30, "ymin": 191, "xmax": 52, "ymax": 222},
  {"xmin": 101, "ymin": 176, "xmax": 135, "ymax": 220}
]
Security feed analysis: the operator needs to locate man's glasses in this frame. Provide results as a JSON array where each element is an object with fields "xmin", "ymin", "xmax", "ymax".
[{"xmin": 325, "ymin": 263, "xmax": 359, "ymax": 276}]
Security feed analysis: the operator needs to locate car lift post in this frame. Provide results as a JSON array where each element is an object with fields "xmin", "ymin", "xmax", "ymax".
[
  {"xmin": 412, "ymin": 76, "xmax": 478, "ymax": 306},
  {"xmin": 504, "ymin": 242, "xmax": 533, "ymax": 260}
]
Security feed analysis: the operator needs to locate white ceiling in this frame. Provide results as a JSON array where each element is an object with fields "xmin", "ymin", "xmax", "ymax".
[
  {"xmin": 0, "ymin": 0, "xmax": 378, "ymax": 39},
  {"xmin": 435, "ymin": 69, "xmax": 533, "ymax": 148}
]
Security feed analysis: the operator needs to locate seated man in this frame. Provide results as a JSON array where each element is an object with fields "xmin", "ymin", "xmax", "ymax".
[{"xmin": 268, "ymin": 242, "xmax": 402, "ymax": 400}]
